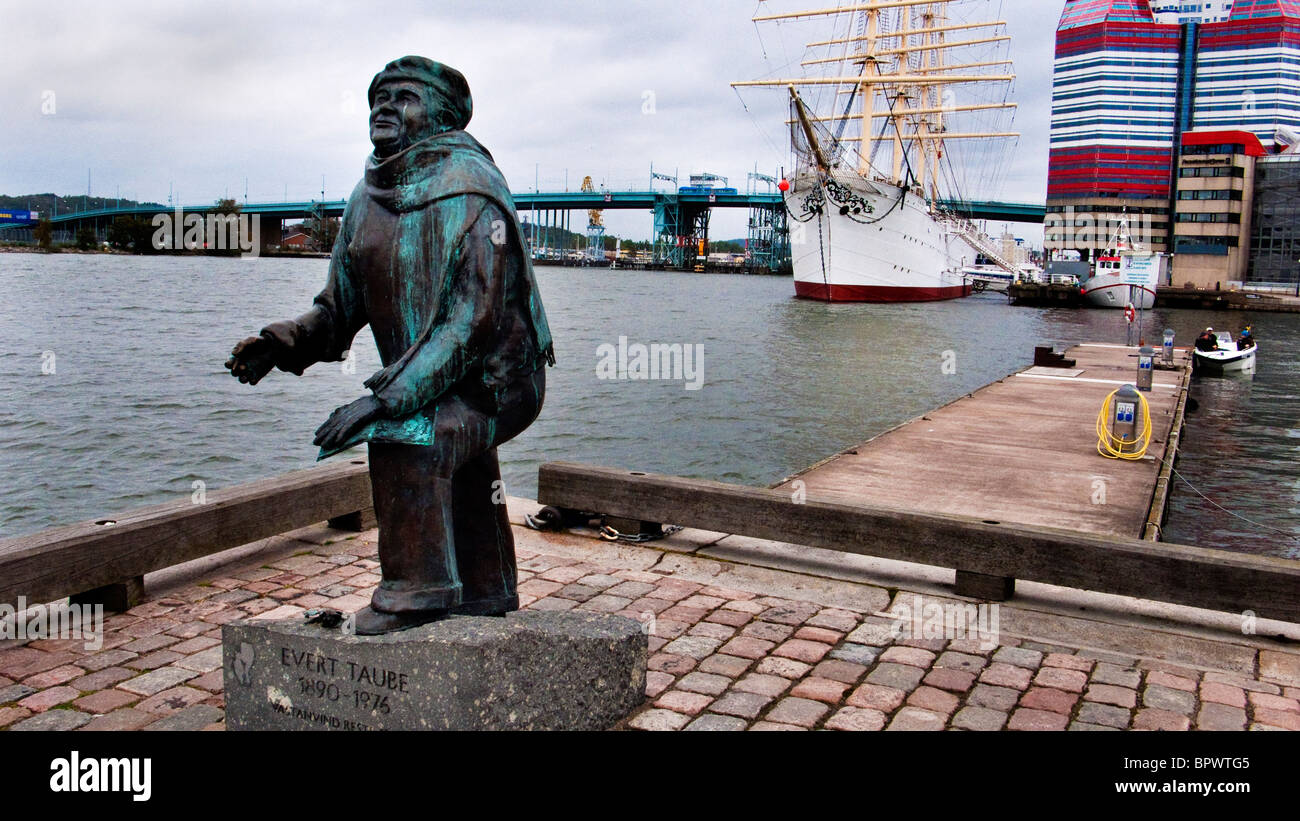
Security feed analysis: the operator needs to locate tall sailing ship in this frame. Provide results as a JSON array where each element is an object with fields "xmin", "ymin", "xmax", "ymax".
[{"xmin": 734, "ymin": 1, "xmax": 1020, "ymax": 302}]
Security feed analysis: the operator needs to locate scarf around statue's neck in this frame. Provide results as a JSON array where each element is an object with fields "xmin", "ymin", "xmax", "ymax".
[
  {"xmin": 359, "ymin": 129, "xmax": 556, "ymax": 371},
  {"xmin": 364, "ymin": 129, "xmax": 505, "ymax": 214}
]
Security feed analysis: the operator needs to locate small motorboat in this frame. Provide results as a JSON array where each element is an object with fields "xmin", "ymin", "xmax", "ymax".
[{"xmin": 1193, "ymin": 330, "xmax": 1257, "ymax": 375}]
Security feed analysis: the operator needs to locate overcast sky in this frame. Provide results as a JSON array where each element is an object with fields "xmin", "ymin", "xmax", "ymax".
[{"xmin": 1, "ymin": 0, "xmax": 1063, "ymax": 242}]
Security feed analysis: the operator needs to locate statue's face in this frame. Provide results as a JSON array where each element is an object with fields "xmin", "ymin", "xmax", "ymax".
[{"xmin": 370, "ymin": 80, "xmax": 438, "ymax": 156}]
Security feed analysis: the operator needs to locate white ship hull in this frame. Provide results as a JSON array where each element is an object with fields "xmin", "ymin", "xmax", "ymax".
[
  {"xmin": 787, "ymin": 175, "xmax": 974, "ymax": 302},
  {"xmin": 1080, "ymin": 253, "xmax": 1164, "ymax": 309},
  {"xmin": 1079, "ymin": 274, "xmax": 1157, "ymax": 310}
]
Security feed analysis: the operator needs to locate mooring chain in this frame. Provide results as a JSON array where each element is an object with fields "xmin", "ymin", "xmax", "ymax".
[
  {"xmin": 523, "ymin": 506, "xmax": 681, "ymax": 543},
  {"xmin": 818, "ymin": 209, "xmax": 829, "ymax": 289},
  {"xmin": 523, "ymin": 507, "xmax": 567, "ymax": 531},
  {"xmin": 598, "ymin": 522, "xmax": 684, "ymax": 543}
]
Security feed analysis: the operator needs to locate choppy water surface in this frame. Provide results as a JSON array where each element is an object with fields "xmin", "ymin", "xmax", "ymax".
[{"xmin": 1, "ymin": 254, "xmax": 1297, "ymax": 558}]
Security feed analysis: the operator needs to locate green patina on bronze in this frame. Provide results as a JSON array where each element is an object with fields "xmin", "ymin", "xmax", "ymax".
[
  {"xmin": 226, "ymin": 56, "xmax": 553, "ymax": 634},
  {"xmin": 306, "ymin": 127, "xmax": 555, "ymax": 457}
]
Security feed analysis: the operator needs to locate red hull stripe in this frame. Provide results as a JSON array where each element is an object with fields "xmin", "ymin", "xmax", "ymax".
[{"xmin": 794, "ymin": 281, "xmax": 973, "ymax": 302}]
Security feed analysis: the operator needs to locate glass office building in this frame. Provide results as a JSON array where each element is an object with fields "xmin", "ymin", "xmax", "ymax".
[{"xmin": 1248, "ymin": 155, "xmax": 1300, "ymax": 288}]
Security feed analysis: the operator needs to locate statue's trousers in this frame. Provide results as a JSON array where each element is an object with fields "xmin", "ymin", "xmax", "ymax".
[{"xmin": 366, "ymin": 369, "xmax": 544, "ymax": 614}]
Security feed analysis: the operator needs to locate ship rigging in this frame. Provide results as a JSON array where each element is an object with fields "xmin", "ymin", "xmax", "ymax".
[{"xmin": 733, "ymin": 0, "xmax": 1022, "ymax": 301}]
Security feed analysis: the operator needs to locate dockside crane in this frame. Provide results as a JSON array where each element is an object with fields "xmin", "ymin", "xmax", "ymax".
[{"xmin": 580, "ymin": 175, "xmax": 606, "ymax": 262}]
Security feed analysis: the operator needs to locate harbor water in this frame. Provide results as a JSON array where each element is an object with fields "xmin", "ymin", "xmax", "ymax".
[{"xmin": 1, "ymin": 253, "xmax": 1297, "ymax": 559}]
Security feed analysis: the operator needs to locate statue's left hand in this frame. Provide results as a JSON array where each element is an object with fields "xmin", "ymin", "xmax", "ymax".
[{"xmin": 313, "ymin": 395, "xmax": 384, "ymax": 451}]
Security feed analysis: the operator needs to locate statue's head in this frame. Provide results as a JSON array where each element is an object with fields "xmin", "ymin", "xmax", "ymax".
[{"xmin": 367, "ymin": 56, "xmax": 473, "ymax": 157}]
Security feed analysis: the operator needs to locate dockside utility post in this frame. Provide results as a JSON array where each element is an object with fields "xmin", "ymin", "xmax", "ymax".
[
  {"xmin": 1162, "ymin": 328, "xmax": 1175, "ymax": 366},
  {"xmin": 1136, "ymin": 347, "xmax": 1154, "ymax": 392},
  {"xmin": 1112, "ymin": 384, "xmax": 1144, "ymax": 452}
]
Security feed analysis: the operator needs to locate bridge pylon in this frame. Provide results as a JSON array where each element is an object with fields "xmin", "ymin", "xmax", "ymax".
[
  {"xmin": 652, "ymin": 195, "xmax": 709, "ymax": 271},
  {"xmin": 746, "ymin": 170, "xmax": 791, "ymax": 273}
]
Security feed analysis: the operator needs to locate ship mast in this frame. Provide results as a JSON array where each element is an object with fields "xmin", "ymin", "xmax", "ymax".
[
  {"xmin": 858, "ymin": 9, "xmax": 879, "ymax": 179},
  {"xmin": 789, "ymin": 86, "xmax": 831, "ymax": 173},
  {"xmin": 918, "ymin": 2, "xmax": 941, "ymax": 202},
  {"xmin": 735, "ymin": 0, "xmax": 1019, "ymax": 204}
]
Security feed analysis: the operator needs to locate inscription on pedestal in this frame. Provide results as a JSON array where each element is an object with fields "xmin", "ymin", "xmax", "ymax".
[
  {"xmin": 224, "ymin": 611, "xmax": 647, "ymax": 731},
  {"xmin": 278, "ymin": 649, "xmax": 410, "ymax": 729}
]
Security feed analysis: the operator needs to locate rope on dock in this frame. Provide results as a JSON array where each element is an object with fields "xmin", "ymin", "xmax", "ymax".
[{"xmin": 1096, "ymin": 388, "xmax": 1153, "ymax": 460}]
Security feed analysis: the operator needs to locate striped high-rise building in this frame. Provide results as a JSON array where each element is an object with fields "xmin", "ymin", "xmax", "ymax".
[
  {"xmin": 1196, "ymin": 2, "xmax": 1300, "ymax": 134},
  {"xmin": 1151, "ymin": 2, "xmax": 1234, "ymax": 24},
  {"xmin": 1047, "ymin": 0, "xmax": 1300, "ymax": 260}
]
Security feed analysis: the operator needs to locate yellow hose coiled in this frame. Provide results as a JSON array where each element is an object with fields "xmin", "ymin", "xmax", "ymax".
[{"xmin": 1096, "ymin": 388, "xmax": 1151, "ymax": 460}]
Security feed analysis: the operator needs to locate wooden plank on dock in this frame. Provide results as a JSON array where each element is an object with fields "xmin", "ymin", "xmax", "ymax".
[
  {"xmin": 0, "ymin": 459, "xmax": 373, "ymax": 611},
  {"xmin": 537, "ymin": 462, "xmax": 1300, "ymax": 623},
  {"xmin": 775, "ymin": 344, "xmax": 1191, "ymax": 540}
]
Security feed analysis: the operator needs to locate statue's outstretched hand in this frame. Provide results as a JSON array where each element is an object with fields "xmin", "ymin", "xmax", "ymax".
[
  {"xmin": 225, "ymin": 335, "xmax": 277, "ymax": 385},
  {"xmin": 313, "ymin": 395, "xmax": 384, "ymax": 451}
]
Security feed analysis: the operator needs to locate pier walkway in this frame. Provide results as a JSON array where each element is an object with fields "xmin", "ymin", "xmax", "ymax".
[
  {"xmin": 777, "ymin": 343, "xmax": 1190, "ymax": 542},
  {"xmin": 0, "ymin": 505, "xmax": 1297, "ymax": 732}
]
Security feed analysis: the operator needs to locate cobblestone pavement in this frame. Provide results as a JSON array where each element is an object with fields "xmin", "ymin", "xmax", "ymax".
[{"xmin": 1, "ymin": 515, "xmax": 1298, "ymax": 732}]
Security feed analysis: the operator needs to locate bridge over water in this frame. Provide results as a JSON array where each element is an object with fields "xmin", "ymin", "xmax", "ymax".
[{"xmin": 3, "ymin": 191, "xmax": 1045, "ymax": 271}]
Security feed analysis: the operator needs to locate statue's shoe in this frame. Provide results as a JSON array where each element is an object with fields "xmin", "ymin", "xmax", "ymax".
[
  {"xmin": 448, "ymin": 594, "xmax": 519, "ymax": 617},
  {"xmin": 352, "ymin": 604, "xmax": 449, "ymax": 635}
]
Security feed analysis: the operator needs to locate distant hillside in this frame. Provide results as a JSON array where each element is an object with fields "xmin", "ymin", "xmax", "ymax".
[
  {"xmin": 0, "ymin": 194, "xmax": 166, "ymax": 216},
  {"xmin": 518, "ymin": 220, "xmax": 650, "ymax": 251},
  {"xmin": 711, "ymin": 239, "xmax": 747, "ymax": 253}
]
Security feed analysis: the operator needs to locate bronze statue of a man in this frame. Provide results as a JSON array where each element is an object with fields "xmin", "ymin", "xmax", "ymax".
[{"xmin": 225, "ymin": 56, "xmax": 554, "ymax": 635}]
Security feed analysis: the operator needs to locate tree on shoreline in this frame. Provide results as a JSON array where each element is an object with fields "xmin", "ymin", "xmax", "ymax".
[
  {"xmin": 107, "ymin": 216, "xmax": 157, "ymax": 254},
  {"xmin": 33, "ymin": 218, "xmax": 53, "ymax": 250}
]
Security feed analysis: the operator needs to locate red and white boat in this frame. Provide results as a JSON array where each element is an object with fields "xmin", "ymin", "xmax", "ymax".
[{"xmin": 1078, "ymin": 215, "xmax": 1165, "ymax": 309}]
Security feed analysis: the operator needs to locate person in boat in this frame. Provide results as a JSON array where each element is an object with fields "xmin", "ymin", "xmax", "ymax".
[
  {"xmin": 1238, "ymin": 325, "xmax": 1255, "ymax": 349},
  {"xmin": 1195, "ymin": 327, "xmax": 1219, "ymax": 352}
]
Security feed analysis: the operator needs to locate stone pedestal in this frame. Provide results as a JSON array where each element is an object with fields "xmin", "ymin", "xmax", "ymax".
[{"xmin": 223, "ymin": 611, "xmax": 647, "ymax": 731}]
